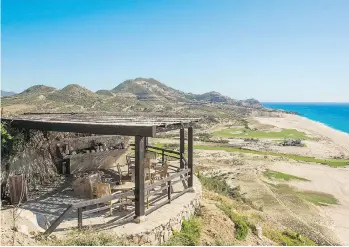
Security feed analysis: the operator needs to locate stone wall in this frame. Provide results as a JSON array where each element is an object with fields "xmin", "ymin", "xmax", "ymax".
[{"xmin": 119, "ymin": 176, "xmax": 202, "ymax": 246}]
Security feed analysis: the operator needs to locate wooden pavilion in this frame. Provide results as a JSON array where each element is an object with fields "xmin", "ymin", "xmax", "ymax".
[{"xmin": 2, "ymin": 113, "xmax": 200, "ymax": 234}]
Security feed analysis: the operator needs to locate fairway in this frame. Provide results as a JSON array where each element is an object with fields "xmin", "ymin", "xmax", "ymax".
[
  {"xmin": 264, "ymin": 170, "xmax": 310, "ymax": 181},
  {"xmin": 213, "ymin": 127, "xmax": 313, "ymax": 140},
  {"xmin": 193, "ymin": 145, "xmax": 349, "ymax": 167}
]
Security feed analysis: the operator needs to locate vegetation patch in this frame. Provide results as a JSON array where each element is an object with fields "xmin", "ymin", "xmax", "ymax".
[
  {"xmin": 217, "ymin": 201, "xmax": 249, "ymax": 240},
  {"xmin": 263, "ymin": 228, "xmax": 316, "ymax": 246},
  {"xmin": 43, "ymin": 230, "xmax": 126, "ymax": 246},
  {"xmin": 193, "ymin": 145, "xmax": 349, "ymax": 167},
  {"xmin": 268, "ymin": 183, "xmax": 338, "ymax": 206},
  {"xmin": 213, "ymin": 127, "xmax": 312, "ymax": 140},
  {"xmin": 298, "ymin": 191, "xmax": 339, "ymax": 206},
  {"xmin": 164, "ymin": 217, "xmax": 202, "ymax": 246},
  {"xmin": 197, "ymin": 173, "xmax": 241, "ymax": 199},
  {"xmin": 263, "ymin": 170, "xmax": 310, "ymax": 182}
]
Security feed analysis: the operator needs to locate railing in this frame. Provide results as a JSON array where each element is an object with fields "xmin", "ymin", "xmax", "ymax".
[
  {"xmin": 43, "ymin": 167, "xmax": 191, "ymax": 236},
  {"xmin": 44, "ymin": 190, "xmax": 134, "ymax": 235},
  {"xmin": 144, "ymin": 168, "xmax": 191, "ymax": 215},
  {"xmin": 130, "ymin": 143, "xmax": 181, "ymax": 160}
]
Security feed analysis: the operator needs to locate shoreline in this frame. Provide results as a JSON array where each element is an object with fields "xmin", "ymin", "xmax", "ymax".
[
  {"xmin": 292, "ymin": 113, "xmax": 349, "ymax": 137},
  {"xmin": 262, "ymin": 103, "xmax": 349, "ymax": 134}
]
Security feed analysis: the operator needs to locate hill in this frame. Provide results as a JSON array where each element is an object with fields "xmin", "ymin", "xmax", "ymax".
[
  {"xmin": 20, "ymin": 85, "xmax": 56, "ymax": 95},
  {"xmin": 1, "ymin": 90, "xmax": 17, "ymax": 97},
  {"xmin": 111, "ymin": 77, "xmax": 188, "ymax": 101},
  {"xmin": 47, "ymin": 84, "xmax": 100, "ymax": 108}
]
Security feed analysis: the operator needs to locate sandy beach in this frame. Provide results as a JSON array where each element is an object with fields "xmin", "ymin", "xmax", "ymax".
[{"xmin": 256, "ymin": 113, "xmax": 349, "ymax": 157}]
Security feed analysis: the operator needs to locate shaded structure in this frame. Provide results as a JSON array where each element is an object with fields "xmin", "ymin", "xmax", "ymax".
[{"xmin": 2, "ymin": 113, "xmax": 199, "ymax": 234}]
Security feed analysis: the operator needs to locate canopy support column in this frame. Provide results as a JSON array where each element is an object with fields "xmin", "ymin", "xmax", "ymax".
[
  {"xmin": 135, "ymin": 135, "xmax": 145, "ymax": 222},
  {"xmin": 188, "ymin": 127, "xmax": 194, "ymax": 188}
]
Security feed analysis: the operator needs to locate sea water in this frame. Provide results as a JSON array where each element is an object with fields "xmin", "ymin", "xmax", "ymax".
[{"xmin": 262, "ymin": 103, "xmax": 349, "ymax": 134}]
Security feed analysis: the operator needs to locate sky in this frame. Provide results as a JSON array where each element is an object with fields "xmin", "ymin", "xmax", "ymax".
[{"xmin": 1, "ymin": 0, "xmax": 349, "ymax": 102}]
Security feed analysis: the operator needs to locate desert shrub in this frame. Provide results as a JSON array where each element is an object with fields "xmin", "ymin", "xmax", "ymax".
[
  {"xmin": 164, "ymin": 217, "xmax": 202, "ymax": 246},
  {"xmin": 217, "ymin": 202, "xmax": 249, "ymax": 240},
  {"xmin": 263, "ymin": 228, "xmax": 316, "ymax": 246},
  {"xmin": 1, "ymin": 123, "xmax": 12, "ymax": 144},
  {"xmin": 197, "ymin": 173, "xmax": 241, "ymax": 199}
]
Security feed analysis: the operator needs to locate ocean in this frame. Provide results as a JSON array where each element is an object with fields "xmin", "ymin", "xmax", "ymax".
[{"xmin": 262, "ymin": 103, "xmax": 349, "ymax": 134}]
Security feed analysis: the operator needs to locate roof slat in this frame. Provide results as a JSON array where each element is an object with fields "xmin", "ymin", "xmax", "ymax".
[{"xmin": 1, "ymin": 113, "xmax": 200, "ymax": 137}]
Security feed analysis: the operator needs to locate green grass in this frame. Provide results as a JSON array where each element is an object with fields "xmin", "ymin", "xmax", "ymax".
[
  {"xmin": 164, "ymin": 217, "xmax": 202, "ymax": 246},
  {"xmin": 269, "ymin": 183, "xmax": 339, "ymax": 206},
  {"xmin": 217, "ymin": 201, "xmax": 249, "ymax": 240},
  {"xmin": 298, "ymin": 191, "xmax": 339, "ymax": 206},
  {"xmin": 213, "ymin": 127, "xmax": 313, "ymax": 140},
  {"xmin": 193, "ymin": 145, "xmax": 349, "ymax": 167},
  {"xmin": 263, "ymin": 170, "xmax": 310, "ymax": 181},
  {"xmin": 263, "ymin": 228, "xmax": 316, "ymax": 246}
]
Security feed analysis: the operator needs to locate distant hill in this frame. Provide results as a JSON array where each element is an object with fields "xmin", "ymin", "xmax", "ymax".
[
  {"xmin": 192, "ymin": 91, "xmax": 237, "ymax": 104},
  {"xmin": 111, "ymin": 78, "xmax": 188, "ymax": 101},
  {"xmin": 1, "ymin": 90, "xmax": 17, "ymax": 97},
  {"xmin": 20, "ymin": 85, "xmax": 56, "ymax": 95},
  {"xmin": 95, "ymin": 90, "xmax": 114, "ymax": 97}
]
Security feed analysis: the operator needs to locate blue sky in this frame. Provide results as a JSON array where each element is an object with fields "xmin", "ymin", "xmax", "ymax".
[{"xmin": 2, "ymin": 0, "xmax": 349, "ymax": 102}]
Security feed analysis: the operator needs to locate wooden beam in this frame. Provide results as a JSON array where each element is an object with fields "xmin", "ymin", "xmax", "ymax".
[
  {"xmin": 44, "ymin": 205, "xmax": 74, "ymax": 235},
  {"xmin": 78, "ymin": 208, "xmax": 83, "ymax": 229},
  {"xmin": 135, "ymin": 135, "xmax": 145, "ymax": 219},
  {"xmin": 146, "ymin": 145, "xmax": 181, "ymax": 156},
  {"xmin": 3, "ymin": 119, "xmax": 157, "ymax": 137},
  {"xmin": 188, "ymin": 127, "xmax": 194, "ymax": 188},
  {"xmin": 180, "ymin": 128, "xmax": 185, "ymax": 169}
]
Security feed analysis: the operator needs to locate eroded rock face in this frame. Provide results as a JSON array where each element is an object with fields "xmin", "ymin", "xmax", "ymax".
[{"xmin": 17, "ymin": 209, "xmax": 50, "ymax": 232}]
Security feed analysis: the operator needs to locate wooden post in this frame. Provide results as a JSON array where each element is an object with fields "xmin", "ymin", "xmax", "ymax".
[
  {"xmin": 168, "ymin": 180, "xmax": 172, "ymax": 203},
  {"xmin": 180, "ymin": 128, "xmax": 185, "ymax": 169},
  {"xmin": 188, "ymin": 127, "xmax": 194, "ymax": 188},
  {"xmin": 9, "ymin": 174, "xmax": 28, "ymax": 204},
  {"xmin": 135, "ymin": 135, "xmax": 145, "ymax": 221},
  {"xmin": 78, "ymin": 208, "xmax": 82, "ymax": 229},
  {"xmin": 144, "ymin": 137, "xmax": 148, "ymax": 149},
  {"xmin": 161, "ymin": 149, "xmax": 165, "ymax": 165}
]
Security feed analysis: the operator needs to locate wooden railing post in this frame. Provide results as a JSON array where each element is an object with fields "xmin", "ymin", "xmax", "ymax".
[
  {"xmin": 188, "ymin": 127, "xmax": 194, "ymax": 188},
  {"xmin": 168, "ymin": 180, "xmax": 172, "ymax": 203},
  {"xmin": 180, "ymin": 128, "xmax": 185, "ymax": 169},
  {"xmin": 162, "ymin": 150, "xmax": 165, "ymax": 165},
  {"xmin": 78, "ymin": 208, "xmax": 82, "ymax": 229}
]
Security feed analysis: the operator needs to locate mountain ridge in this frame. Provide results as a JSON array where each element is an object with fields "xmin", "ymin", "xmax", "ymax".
[{"xmin": 1, "ymin": 78, "xmax": 263, "ymax": 114}]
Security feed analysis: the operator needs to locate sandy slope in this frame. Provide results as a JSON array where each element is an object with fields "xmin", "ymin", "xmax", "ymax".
[
  {"xmin": 269, "ymin": 161, "xmax": 349, "ymax": 245},
  {"xmin": 255, "ymin": 114, "xmax": 349, "ymax": 245}
]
